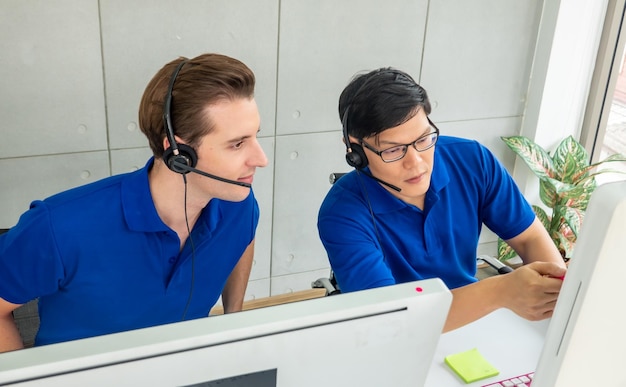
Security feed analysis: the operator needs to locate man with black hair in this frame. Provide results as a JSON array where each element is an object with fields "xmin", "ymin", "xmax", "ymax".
[{"xmin": 318, "ymin": 67, "xmax": 566, "ymax": 332}]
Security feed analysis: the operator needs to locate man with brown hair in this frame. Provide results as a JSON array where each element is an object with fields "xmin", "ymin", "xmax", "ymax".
[{"xmin": 0, "ymin": 53, "xmax": 268, "ymax": 351}]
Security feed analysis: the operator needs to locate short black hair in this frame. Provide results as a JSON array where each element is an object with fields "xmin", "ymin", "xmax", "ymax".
[{"xmin": 339, "ymin": 67, "xmax": 431, "ymax": 140}]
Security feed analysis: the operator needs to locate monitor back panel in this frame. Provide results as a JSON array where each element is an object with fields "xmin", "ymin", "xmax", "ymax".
[
  {"xmin": 0, "ymin": 278, "xmax": 452, "ymax": 387},
  {"xmin": 534, "ymin": 181, "xmax": 626, "ymax": 387}
]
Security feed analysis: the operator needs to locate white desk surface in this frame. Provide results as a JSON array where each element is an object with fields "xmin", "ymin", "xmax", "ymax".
[{"xmin": 425, "ymin": 308, "xmax": 549, "ymax": 387}]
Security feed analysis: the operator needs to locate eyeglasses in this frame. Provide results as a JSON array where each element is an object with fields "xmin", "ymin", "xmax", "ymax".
[{"xmin": 360, "ymin": 124, "xmax": 439, "ymax": 163}]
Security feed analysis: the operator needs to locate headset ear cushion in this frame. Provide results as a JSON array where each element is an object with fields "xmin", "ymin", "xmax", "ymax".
[
  {"xmin": 163, "ymin": 143, "xmax": 198, "ymax": 174},
  {"xmin": 345, "ymin": 142, "xmax": 368, "ymax": 169}
]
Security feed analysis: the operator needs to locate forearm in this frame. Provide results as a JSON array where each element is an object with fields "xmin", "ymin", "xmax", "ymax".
[
  {"xmin": 445, "ymin": 262, "xmax": 566, "ymax": 332},
  {"xmin": 221, "ymin": 241, "xmax": 255, "ymax": 314},
  {"xmin": 0, "ymin": 314, "xmax": 24, "ymax": 353},
  {"xmin": 508, "ymin": 218, "xmax": 566, "ymax": 268},
  {"xmin": 443, "ymin": 277, "xmax": 503, "ymax": 332}
]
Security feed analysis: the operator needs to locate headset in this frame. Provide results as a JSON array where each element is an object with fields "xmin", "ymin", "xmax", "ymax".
[
  {"xmin": 341, "ymin": 68, "xmax": 403, "ymax": 171},
  {"xmin": 340, "ymin": 80, "xmax": 401, "ymax": 192},
  {"xmin": 161, "ymin": 60, "xmax": 251, "ymax": 188},
  {"xmin": 342, "ymin": 106, "xmax": 369, "ymax": 170},
  {"xmin": 162, "ymin": 60, "xmax": 198, "ymax": 174}
]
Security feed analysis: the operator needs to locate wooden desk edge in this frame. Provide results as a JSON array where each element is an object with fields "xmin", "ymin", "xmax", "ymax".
[{"xmin": 210, "ymin": 288, "xmax": 327, "ymax": 315}]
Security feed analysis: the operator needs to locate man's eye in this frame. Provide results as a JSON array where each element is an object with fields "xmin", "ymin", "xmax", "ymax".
[
  {"xmin": 233, "ymin": 141, "xmax": 244, "ymax": 149},
  {"xmin": 382, "ymin": 146, "xmax": 404, "ymax": 156}
]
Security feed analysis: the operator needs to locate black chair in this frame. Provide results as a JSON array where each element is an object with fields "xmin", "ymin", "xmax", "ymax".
[
  {"xmin": 1, "ymin": 228, "xmax": 40, "ymax": 348},
  {"xmin": 311, "ymin": 173, "xmax": 347, "ymax": 296}
]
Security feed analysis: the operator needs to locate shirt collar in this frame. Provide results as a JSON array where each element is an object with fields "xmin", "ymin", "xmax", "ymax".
[
  {"xmin": 121, "ymin": 157, "xmax": 223, "ymax": 234},
  {"xmin": 121, "ymin": 157, "xmax": 169, "ymax": 233}
]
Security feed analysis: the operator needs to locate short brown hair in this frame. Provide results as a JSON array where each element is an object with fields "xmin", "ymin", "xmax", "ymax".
[{"xmin": 139, "ymin": 53, "xmax": 256, "ymax": 158}]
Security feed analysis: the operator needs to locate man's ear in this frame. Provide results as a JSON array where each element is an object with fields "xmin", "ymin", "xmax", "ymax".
[
  {"xmin": 345, "ymin": 134, "xmax": 360, "ymax": 145},
  {"xmin": 163, "ymin": 135, "xmax": 187, "ymax": 151},
  {"xmin": 163, "ymin": 136, "xmax": 171, "ymax": 151}
]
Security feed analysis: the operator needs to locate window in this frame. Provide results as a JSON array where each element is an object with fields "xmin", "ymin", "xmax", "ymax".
[{"xmin": 582, "ymin": 0, "xmax": 626, "ymax": 185}]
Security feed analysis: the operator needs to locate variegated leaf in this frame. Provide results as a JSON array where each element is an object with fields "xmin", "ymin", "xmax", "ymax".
[
  {"xmin": 538, "ymin": 179, "xmax": 558, "ymax": 207},
  {"xmin": 557, "ymin": 232, "xmax": 576, "ymax": 260},
  {"xmin": 538, "ymin": 177, "xmax": 583, "ymax": 208},
  {"xmin": 552, "ymin": 136, "xmax": 589, "ymax": 182},
  {"xmin": 559, "ymin": 178, "xmax": 595, "ymax": 210},
  {"xmin": 545, "ymin": 176, "xmax": 578, "ymax": 194},
  {"xmin": 497, "ymin": 238, "xmax": 518, "ymax": 261},
  {"xmin": 559, "ymin": 151, "xmax": 585, "ymax": 183},
  {"xmin": 501, "ymin": 136, "xmax": 556, "ymax": 179},
  {"xmin": 576, "ymin": 153, "xmax": 626, "ymax": 181},
  {"xmin": 532, "ymin": 205, "xmax": 551, "ymax": 230},
  {"xmin": 592, "ymin": 152, "xmax": 626, "ymax": 164},
  {"xmin": 561, "ymin": 206, "xmax": 584, "ymax": 238}
]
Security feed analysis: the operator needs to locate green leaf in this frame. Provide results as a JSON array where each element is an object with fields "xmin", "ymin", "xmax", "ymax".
[
  {"xmin": 501, "ymin": 136, "xmax": 556, "ymax": 179},
  {"xmin": 539, "ymin": 177, "xmax": 587, "ymax": 208},
  {"xmin": 497, "ymin": 238, "xmax": 518, "ymax": 261},
  {"xmin": 552, "ymin": 136, "xmax": 590, "ymax": 182},
  {"xmin": 574, "ymin": 153, "xmax": 626, "ymax": 182},
  {"xmin": 560, "ymin": 178, "xmax": 595, "ymax": 210},
  {"xmin": 532, "ymin": 205, "xmax": 551, "ymax": 231},
  {"xmin": 560, "ymin": 206, "xmax": 584, "ymax": 238},
  {"xmin": 592, "ymin": 152, "xmax": 626, "ymax": 165},
  {"xmin": 538, "ymin": 179, "xmax": 558, "ymax": 207},
  {"xmin": 580, "ymin": 169, "xmax": 625, "ymax": 183},
  {"xmin": 557, "ymin": 232, "xmax": 576, "ymax": 259}
]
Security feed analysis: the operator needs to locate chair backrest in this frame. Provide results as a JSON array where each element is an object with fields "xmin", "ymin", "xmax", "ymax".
[
  {"xmin": 12, "ymin": 300, "xmax": 39, "ymax": 348},
  {"xmin": 311, "ymin": 173, "xmax": 349, "ymax": 296}
]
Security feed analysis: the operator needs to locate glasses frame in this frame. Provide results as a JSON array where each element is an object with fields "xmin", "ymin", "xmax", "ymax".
[{"xmin": 360, "ymin": 119, "xmax": 440, "ymax": 163}]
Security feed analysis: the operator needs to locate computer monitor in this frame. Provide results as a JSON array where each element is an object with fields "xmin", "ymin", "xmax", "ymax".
[
  {"xmin": 0, "ymin": 278, "xmax": 452, "ymax": 387},
  {"xmin": 533, "ymin": 180, "xmax": 626, "ymax": 387}
]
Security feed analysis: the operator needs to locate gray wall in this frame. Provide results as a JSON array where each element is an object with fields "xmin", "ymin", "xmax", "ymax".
[{"xmin": 0, "ymin": 0, "xmax": 542, "ymax": 301}]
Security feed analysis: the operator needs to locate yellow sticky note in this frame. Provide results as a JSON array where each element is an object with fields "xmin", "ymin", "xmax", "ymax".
[{"xmin": 444, "ymin": 348, "xmax": 499, "ymax": 383}]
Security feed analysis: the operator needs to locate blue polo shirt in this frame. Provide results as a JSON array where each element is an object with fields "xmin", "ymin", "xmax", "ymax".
[
  {"xmin": 317, "ymin": 136, "xmax": 535, "ymax": 292},
  {"xmin": 0, "ymin": 158, "xmax": 259, "ymax": 346}
]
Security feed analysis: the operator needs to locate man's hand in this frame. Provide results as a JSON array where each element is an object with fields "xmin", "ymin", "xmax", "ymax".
[{"xmin": 498, "ymin": 261, "xmax": 566, "ymax": 321}]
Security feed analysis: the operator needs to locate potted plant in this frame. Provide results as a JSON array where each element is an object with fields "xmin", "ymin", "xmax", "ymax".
[{"xmin": 497, "ymin": 135, "xmax": 626, "ymax": 262}]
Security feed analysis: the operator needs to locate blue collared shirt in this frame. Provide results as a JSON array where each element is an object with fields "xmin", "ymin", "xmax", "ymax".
[
  {"xmin": 318, "ymin": 136, "xmax": 534, "ymax": 292},
  {"xmin": 0, "ymin": 158, "xmax": 259, "ymax": 345}
]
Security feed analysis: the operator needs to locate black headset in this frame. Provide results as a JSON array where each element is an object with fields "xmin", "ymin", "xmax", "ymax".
[
  {"xmin": 162, "ymin": 59, "xmax": 198, "ymax": 174},
  {"xmin": 341, "ymin": 68, "xmax": 427, "ymax": 172},
  {"xmin": 341, "ymin": 68, "xmax": 397, "ymax": 170},
  {"xmin": 342, "ymin": 106, "xmax": 369, "ymax": 170}
]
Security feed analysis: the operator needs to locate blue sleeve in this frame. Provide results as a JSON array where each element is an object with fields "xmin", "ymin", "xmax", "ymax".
[
  {"xmin": 0, "ymin": 201, "xmax": 65, "ymax": 304},
  {"xmin": 478, "ymin": 144, "xmax": 535, "ymax": 240},
  {"xmin": 317, "ymin": 185, "xmax": 395, "ymax": 293}
]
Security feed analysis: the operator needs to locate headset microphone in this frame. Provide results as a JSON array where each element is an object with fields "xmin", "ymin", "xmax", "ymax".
[
  {"xmin": 169, "ymin": 159, "xmax": 252, "ymax": 188},
  {"xmin": 358, "ymin": 170, "xmax": 401, "ymax": 192}
]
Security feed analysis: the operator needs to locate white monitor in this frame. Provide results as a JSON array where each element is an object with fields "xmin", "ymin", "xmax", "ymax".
[
  {"xmin": 0, "ymin": 278, "xmax": 452, "ymax": 387},
  {"xmin": 533, "ymin": 180, "xmax": 626, "ymax": 387}
]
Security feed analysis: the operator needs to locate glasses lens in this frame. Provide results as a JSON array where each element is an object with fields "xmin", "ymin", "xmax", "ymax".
[
  {"xmin": 414, "ymin": 132, "xmax": 438, "ymax": 151},
  {"xmin": 377, "ymin": 129, "xmax": 439, "ymax": 162},
  {"xmin": 380, "ymin": 145, "xmax": 408, "ymax": 162}
]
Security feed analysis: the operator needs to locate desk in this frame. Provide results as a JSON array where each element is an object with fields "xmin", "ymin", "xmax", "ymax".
[
  {"xmin": 209, "ymin": 288, "xmax": 326, "ymax": 315},
  {"xmin": 425, "ymin": 309, "xmax": 549, "ymax": 386}
]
